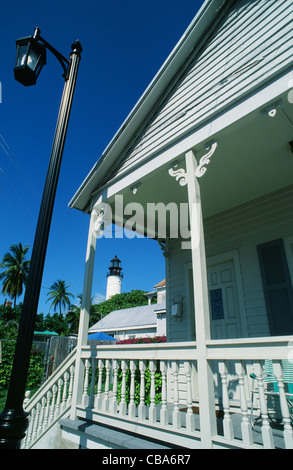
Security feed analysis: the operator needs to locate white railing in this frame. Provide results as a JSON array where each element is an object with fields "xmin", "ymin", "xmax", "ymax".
[
  {"xmin": 75, "ymin": 338, "xmax": 293, "ymax": 449},
  {"xmin": 207, "ymin": 337, "xmax": 293, "ymax": 449},
  {"xmin": 20, "ymin": 337, "xmax": 293, "ymax": 449},
  {"xmin": 21, "ymin": 348, "xmax": 77, "ymax": 449}
]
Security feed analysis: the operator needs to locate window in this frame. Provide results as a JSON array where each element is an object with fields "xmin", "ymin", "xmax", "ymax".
[
  {"xmin": 258, "ymin": 239, "xmax": 293, "ymax": 336},
  {"xmin": 210, "ymin": 288, "xmax": 225, "ymax": 320}
]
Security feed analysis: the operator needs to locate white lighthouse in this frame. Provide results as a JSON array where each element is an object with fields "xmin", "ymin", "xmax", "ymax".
[{"xmin": 106, "ymin": 255, "xmax": 123, "ymax": 300}]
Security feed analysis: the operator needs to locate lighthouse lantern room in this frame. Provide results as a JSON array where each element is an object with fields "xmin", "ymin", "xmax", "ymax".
[{"xmin": 106, "ymin": 256, "xmax": 123, "ymax": 300}]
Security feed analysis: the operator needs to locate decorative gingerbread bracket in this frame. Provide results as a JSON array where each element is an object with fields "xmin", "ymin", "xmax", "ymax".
[
  {"xmin": 168, "ymin": 162, "xmax": 188, "ymax": 186},
  {"xmin": 168, "ymin": 141, "xmax": 218, "ymax": 185},
  {"xmin": 195, "ymin": 141, "xmax": 217, "ymax": 178}
]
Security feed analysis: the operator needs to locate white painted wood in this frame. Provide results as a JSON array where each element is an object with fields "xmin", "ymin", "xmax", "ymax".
[
  {"xmin": 104, "ymin": 0, "xmax": 293, "ymax": 186},
  {"xmin": 253, "ymin": 361, "xmax": 274, "ymax": 449},
  {"xmin": 128, "ymin": 360, "xmax": 136, "ymax": 419},
  {"xmin": 103, "ymin": 359, "xmax": 111, "ymax": 413},
  {"xmin": 208, "ymin": 260, "xmax": 242, "ymax": 339},
  {"xmin": 172, "ymin": 361, "xmax": 181, "ymax": 429},
  {"xmin": 138, "ymin": 360, "xmax": 146, "ymax": 421},
  {"xmin": 235, "ymin": 361, "xmax": 253, "ymax": 446},
  {"xmin": 95, "ymin": 359, "xmax": 104, "ymax": 411},
  {"xmin": 148, "ymin": 360, "xmax": 157, "ymax": 424},
  {"xmin": 185, "ymin": 361, "xmax": 195, "ymax": 432},
  {"xmin": 185, "ymin": 148, "xmax": 217, "ymax": 448},
  {"xmin": 272, "ymin": 361, "xmax": 293, "ymax": 449},
  {"xmin": 218, "ymin": 361, "xmax": 234, "ymax": 441},
  {"xmin": 82, "ymin": 359, "xmax": 90, "ymax": 408},
  {"xmin": 89, "ymin": 358, "xmax": 97, "ymax": 409},
  {"xmin": 22, "ymin": 350, "xmax": 77, "ymax": 449},
  {"xmin": 70, "ymin": 207, "xmax": 97, "ymax": 420},
  {"xmin": 169, "ymin": 186, "xmax": 293, "ymax": 344},
  {"xmin": 111, "ymin": 359, "xmax": 119, "ymax": 414},
  {"xmin": 160, "ymin": 360, "xmax": 168, "ymax": 426},
  {"xmin": 120, "ymin": 360, "xmax": 127, "ymax": 417}
]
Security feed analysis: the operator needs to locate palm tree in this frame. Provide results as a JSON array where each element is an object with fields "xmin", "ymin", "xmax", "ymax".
[
  {"xmin": 46, "ymin": 280, "xmax": 74, "ymax": 315},
  {"xmin": 65, "ymin": 303, "xmax": 80, "ymax": 334},
  {"xmin": 0, "ymin": 243, "xmax": 30, "ymax": 306}
]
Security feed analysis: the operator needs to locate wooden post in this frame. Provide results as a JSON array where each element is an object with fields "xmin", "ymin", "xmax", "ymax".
[
  {"xmin": 70, "ymin": 206, "xmax": 97, "ymax": 420},
  {"xmin": 185, "ymin": 149, "xmax": 217, "ymax": 448}
]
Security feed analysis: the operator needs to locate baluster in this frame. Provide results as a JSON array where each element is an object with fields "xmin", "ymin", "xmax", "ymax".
[
  {"xmin": 82, "ymin": 359, "xmax": 90, "ymax": 408},
  {"xmin": 160, "ymin": 360, "xmax": 168, "ymax": 426},
  {"xmin": 67, "ymin": 365, "xmax": 74, "ymax": 404},
  {"xmin": 138, "ymin": 360, "xmax": 146, "ymax": 421},
  {"xmin": 32, "ymin": 402, "xmax": 41, "ymax": 441},
  {"xmin": 172, "ymin": 361, "xmax": 181, "ymax": 429},
  {"xmin": 253, "ymin": 361, "xmax": 274, "ymax": 449},
  {"xmin": 22, "ymin": 396, "xmax": 31, "ymax": 448},
  {"xmin": 120, "ymin": 360, "xmax": 127, "ymax": 416},
  {"xmin": 149, "ymin": 360, "xmax": 157, "ymax": 424},
  {"xmin": 62, "ymin": 371, "xmax": 69, "ymax": 411},
  {"xmin": 273, "ymin": 361, "xmax": 293, "ymax": 449},
  {"xmin": 50, "ymin": 384, "xmax": 57, "ymax": 423},
  {"xmin": 103, "ymin": 359, "xmax": 111, "ymax": 412},
  {"xmin": 95, "ymin": 359, "xmax": 104, "ymax": 410},
  {"xmin": 219, "ymin": 361, "xmax": 234, "ymax": 441},
  {"xmin": 89, "ymin": 358, "xmax": 97, "ymax": 408},
  {"xmin": 38, "ymin": 396, "xmax": 47, "ymax": 435},
  {"xmin": 44, "ymin": 390, "xmax": 52, "ymax": 429},
  {"xmin": 111, "ymin": 359, "xmax": 119, "ymax": 414},
  {"xmin": 23, "ymin": 390, "xmax": 31, "ymax": 409},
  {"xmin": 235, "ymin": 361, "xmax": 253, "ymax": 445},
  {"xmin": 128, "ymin": 360, "xmax": 137, "ymax": 419},
  {"xmin": 55, "ymin": 378, "xmax": 63, "ymax": 417},
  {"xmin": 185, "ymin": 361, "xmax": 195, "ymax": 432},
  {"xmin": 26, "ymin": 407, "xmax": 35, "ymax": 447}
]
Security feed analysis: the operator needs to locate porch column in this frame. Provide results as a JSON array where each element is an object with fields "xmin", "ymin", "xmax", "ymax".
[
  {"xmin": 70, "ymin": 203, "xmax": 97, "ymax": 420},
  {"xmin": 185, "ymin": 149, "xmax": 217, "ymax": 448}
]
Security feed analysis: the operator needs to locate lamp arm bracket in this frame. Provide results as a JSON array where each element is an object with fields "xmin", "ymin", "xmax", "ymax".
[{"xmin": 39, "ymin": 36, "xmax": 70, "ymax": 79}]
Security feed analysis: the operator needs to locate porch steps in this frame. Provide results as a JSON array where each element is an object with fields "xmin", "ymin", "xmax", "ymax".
[{"xmin": 59, "ymin": 418, "xmax": 182, "ymax": 450}]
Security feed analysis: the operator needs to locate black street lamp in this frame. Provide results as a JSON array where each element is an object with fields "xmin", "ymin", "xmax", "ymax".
[{"xmin": 0, "ymin": 28, "xmax": 82, "ymax": 449}]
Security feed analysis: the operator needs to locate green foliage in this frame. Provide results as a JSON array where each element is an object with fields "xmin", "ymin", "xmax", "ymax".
[
  {"xmin": 41, "ymin": 312, "xmax": 68, "ymax": 335},
  {"xmin": 0, "ymin": 243, "xmax": 30, "ymax": 306},
  {"xmin": 46, "ymin": 280, "xmax": 74, "ymax": 315},
  {"xmin": 116, "ymin": 361, "xmax": 162, "ymax": 406},
  {"xmin": 0, "ymin": 341, "xmax": 44, "ymax": 397}
]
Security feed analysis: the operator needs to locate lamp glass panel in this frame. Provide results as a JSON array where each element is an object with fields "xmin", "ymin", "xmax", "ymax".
[
  {"xmin": 16, "ymin": 44, "xmax": 29, "ymax": 67},
  {"xmin": 27, "ymin": 47, "xmax": 41, "ymax": 71}
]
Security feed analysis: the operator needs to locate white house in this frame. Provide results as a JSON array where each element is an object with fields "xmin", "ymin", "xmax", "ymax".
[
  {"xmin": 89, "ymin": 279, "xmax": 166, "ymax": 341},
  {"xmin": 23, "ymin": 0, "xmax": 293, "ymax": 450}
]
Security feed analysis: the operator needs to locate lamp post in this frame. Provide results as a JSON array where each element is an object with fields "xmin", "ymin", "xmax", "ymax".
[{"xmin": 0, "ymin": 28, "xmax": 82, "ymax": 449}]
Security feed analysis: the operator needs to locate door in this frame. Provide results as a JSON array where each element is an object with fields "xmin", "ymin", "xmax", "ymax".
[{"xmin": 207, "ymin": 260, "xmax": 242, "ymax": 340}]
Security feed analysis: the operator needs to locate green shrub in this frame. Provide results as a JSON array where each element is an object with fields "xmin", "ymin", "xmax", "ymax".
[{"xmin": 0, "ymin": 341, "xmax": 45, "ymax": 399}]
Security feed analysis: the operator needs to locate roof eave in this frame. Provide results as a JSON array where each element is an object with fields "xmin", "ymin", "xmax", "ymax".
[{"xmin": 69, "ymin": 0, "xmax": 226, "ymax": 213}]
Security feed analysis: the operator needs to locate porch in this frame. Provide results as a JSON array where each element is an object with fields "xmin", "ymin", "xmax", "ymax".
[{"xmin": 22, "ymin": 336, "xmax": 293, "ymax": 449}]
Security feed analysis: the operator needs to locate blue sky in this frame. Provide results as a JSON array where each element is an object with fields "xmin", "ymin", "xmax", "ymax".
[{"xmin": 0, "ymin": 0, "xmax": 203, "ymax": 315}]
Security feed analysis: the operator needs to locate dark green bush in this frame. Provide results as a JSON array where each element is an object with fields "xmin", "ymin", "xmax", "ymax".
[{"xmin": 0, "ymin": 341, "xmax": 45, "ymax": 399}]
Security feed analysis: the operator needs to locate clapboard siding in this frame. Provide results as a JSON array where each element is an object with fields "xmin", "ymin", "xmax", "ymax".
[
  {"xmin": 167, "ymin": 185, "xmax": 293, "ymax": 341},
  {"xmin": 106, "ymin": 0, "xmax": 293, "ymax": 184}
]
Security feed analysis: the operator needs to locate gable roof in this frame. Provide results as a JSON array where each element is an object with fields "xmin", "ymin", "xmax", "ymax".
[
  {"xmin": 69, "ymin": 0, "xmax": 226, "ymax": 213},
  {"xmin": 89, "ymin": 302, "xmax": 166, "ymax": 332}
]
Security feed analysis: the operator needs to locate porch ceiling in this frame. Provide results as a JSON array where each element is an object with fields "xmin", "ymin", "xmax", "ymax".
[{"xmin": 105, "ymin": 89, "xmax": 293, "ymax": 235}]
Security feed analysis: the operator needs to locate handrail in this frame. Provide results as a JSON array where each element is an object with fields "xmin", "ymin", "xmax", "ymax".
[
  {"xmin": 22, "ymin": 347, "xmax": 77, "ymax": 448},
  {"xmin": 24, "ymin": 347, "xmax": 77, "ymax": 412}
]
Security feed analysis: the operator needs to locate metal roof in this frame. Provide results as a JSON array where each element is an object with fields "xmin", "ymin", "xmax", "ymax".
[{"xmin": 89, "ymin": 302, "xmax": 166, "ymax": 332}]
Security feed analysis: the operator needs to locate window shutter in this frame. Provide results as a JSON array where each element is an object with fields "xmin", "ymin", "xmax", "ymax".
[{"xmin": 258, "ymin": 239, "xmax": 293, "ymax": 336}]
